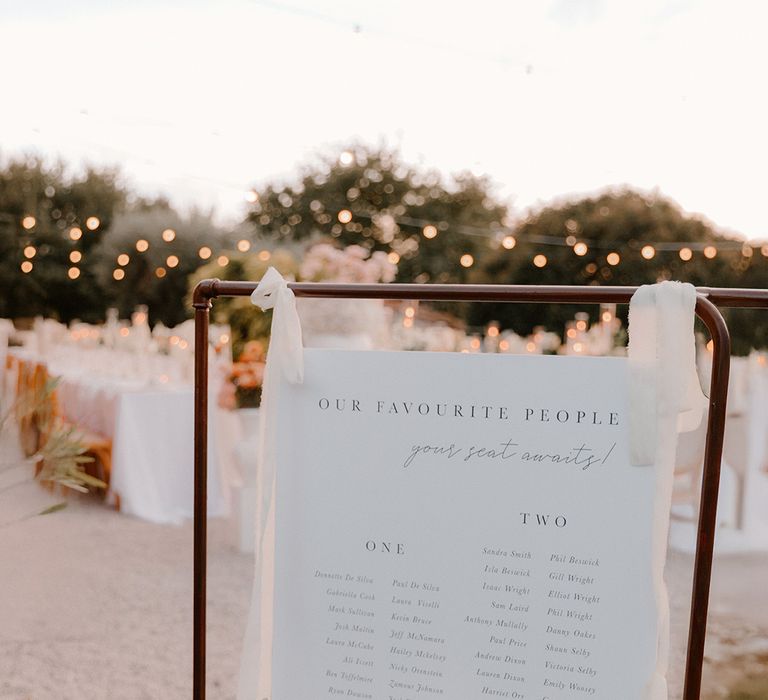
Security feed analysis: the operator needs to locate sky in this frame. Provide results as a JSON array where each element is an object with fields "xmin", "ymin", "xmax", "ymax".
[{"xmin": 1, "ymin": 0, "xmax": 767, "ymax": 238}]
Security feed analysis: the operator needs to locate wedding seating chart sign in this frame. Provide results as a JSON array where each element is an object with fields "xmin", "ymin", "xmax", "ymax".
[{"xmin": 270, "ymin": 349, "xmax": 664, "ymax": 700}]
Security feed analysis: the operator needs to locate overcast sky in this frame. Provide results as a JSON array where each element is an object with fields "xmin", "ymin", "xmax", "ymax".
[{"xmin": 1, "ymin": 0, "xmax": 766, "ymax": 238}]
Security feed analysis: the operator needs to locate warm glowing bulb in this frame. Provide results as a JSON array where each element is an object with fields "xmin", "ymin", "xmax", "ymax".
[
  {"xmin": 606, "ymin": 252, "xmax": 620, "ymax": 266},
  {"xmin": 217, "ymin": 255, "xmax": 229, "ymax": 267},
  {"xmin": 387, "ymin": 252, "xmax": 400, "ymax": 264},
  {"xmin": 470, "ymin": 338, "xmax": 481, "ymax": 350},
  {"xmin": 742, "ymin": 243, "xmax": 753, "ymax": 258},
  {"xmin": 499, "ymin": 340, "xmax": 510, "ymax": 351},
  {"xmin": 20, "ymin": 261, "xmax": 33, "ymax": 273},
  {"xmin": 237, "ymin": 239, "xmax": 251, "ymax": 252},
  {"xmin": 704, "ymin": 246, "xmax": 717, "ymax": 259},
  {"xmin": 573, "ymin": 342, "xmax": 584, "ymax": 353},
  {"xmin": 245, "ymin": 189, "xmax": 259, "ymax": 203},
  {"xmin": 339, "ymin": 150, "xmax": 354, "ymax": 166},
  {"xmin": 162, "ymin": 228, "xmax": 176, "ymax": 242},
  {"xmin": 533, "ymin": 254, "xmax": 547, "ymax": 268},
  {"xmin": 258, "ymin": 250, "xmax": 271, "ymax": 262},
  {"xmin": 166, "ymin": 255, "xmax": 179, "ymax": 268},
  {"xmin": 136, "ymin": 239, "xmax": 149, "ymax": 252},
  {"xmin": 69, "ymin": 227, "xmax": 82, "ymax": 241},
  {"xmin": 22, "ymin": 215, "xmax": 36, "ymax": 230},
  {"xmin": 679, "ymin": 247, "xmax": 693, "ymax": 261},
  {"xmin": 23, "ymin": 245, "xmax": 36, "ymax": 258},
  {"xmin": 86, "ymin": 216, "xmax": 100, "ymax": 230},
  {"xmin": 526, "ymin": 341, "xmax": 536, "ymax": 353},
  {"xmin": 155, "ymin": 267, "xmax": 167, "ymax": 278},
  {"xmin": 460, "ymin": 254, "xmax": 474, "ymax": 268},
  {"xmin": 502, "ymin": 235, "xmax": 516, "ymax": 250},
  {"xmin": 113, "ymin": 269, "xmax": 125, "ymax": 280},
  {"xmin": 573, "ymin": 242, "xmax": 588, "ymax": 256},
  {"xmin": 576, "ymin": 320, "xmax": 587, "ymax": 331},
  {"xmin": 69, "ymin": 251, "xmax": 82, "ymax": 263},
  {"xmin": 487, "ymin": 326, "xmax": 500, "ymax": 337},
  {"xmin": 199, "ymin": 246, "xmax": 212, "ymax": 259},
  {"xmin": 423, "ymin": 225, "xmax": 438, "ymax": 239},
  {"xmin": 68, "ymin": 267, "xmax": 80, "ymax": 280},
  {"xmin": 338, "ymin": 209, "xmax": 353, "ymax": 224},
  {"xmin": 641, "ymin": 245, "xmax": 656, "ymax": 260},
  {"xmin": 117, "ymin": 253, "xmax": 130, "ymax": 266},
  {"xmin": 566, "ymin": 328, "xmax": 577, "ymax": 339},
  {"xmin": 405, "ymin": 306, "xmax": 415, "ymax": 318},
  {"xmin": 601, "ymin": 311, "xmax": 613, "ymax": 323}
]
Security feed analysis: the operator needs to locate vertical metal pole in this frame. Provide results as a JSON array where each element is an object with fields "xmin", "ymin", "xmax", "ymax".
[
  {"xmin": 683, "ymin": 298, "xmax": 731, "ymax": 700},
  {"xmin": 193, "ymin": 298, "xmax": 211, "ymax": 700}
]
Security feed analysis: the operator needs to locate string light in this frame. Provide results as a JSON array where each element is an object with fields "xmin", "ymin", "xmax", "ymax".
[
  {"xmin": 20, "ymin": 261, "xmax": 33, "ymax": 273},
  {"xmin": 573, "ymin": 242, "xmax": 588, "ymax": 256},
  {"xmin": 69, "ymin": 227, "xmax": 82, "ymax": 241},
  {"xmin": 533, "ymin": 254, "xmax": 547, "ymax": 268},
  {"xmin": 166, "ymin": 255, "xmax": 179, "ymax": 268},
  {"xmin": 155, "ymin": 267, "xmax": 167, "ymax": 278},
  {"xmin": 23, "ymin": 245, "xmax": 36, "ymax": 259},
  {"xmin": 237, "ymin": 239, "xmax": 251, "ymax": 252},
  {"xmin": 199, "ymin": 246, "xmax": 212, "ymax": 259},
  {"xmin": 576, "ymin": 319, "xmax": 587, "ymax": 331},
  {"xmin": 460, "ymin": 254, "xmax": 474, "ymax": 268},
  {"xmin": 68, "ymin": 267, "xmax": 80, "ymax": 280},
  {"xmin": 338, "ymin": 209, "xmax": 352, "ymax": 224},
  {"xmin": 526, "ymin": 341, "xmax": 536, "ymax": 353},
  {"xmin": 387, "ymin": 252, "xmax": 400, "ymax": 264},
  {"xmin": 641, "ymin": 245, "xmax": 656, "ymax": 260},
  {"xmin": 22, "ymin": 215, "xmax": 36, "ymax": 230},
  {"xmin": 704, "ymin": 246, "xmax": 717, "ymax": 259},
  {"xmin": 339, "ymin": 151, "xmax": 354, "ymax": 166},
  {"xmin": 499, "ymin": 340, "xmax": 510, "ymax": 351},
  {"xmin": 679, "ymin": 247, "xmax": 693, "ymax": 261},
  {"xmin": 601, "ymin": 311, "xmax": 613, "ymax": 323},
  {"xmin": 113, "ymin": 269, "xmax": 125, "ymax": 280},
  {"xmin": 245, "ymin": 190, "xmax": 259, "ymax": 203},
  {"xmin": 606, "ymin": 252, "xmax": 620, "ymax": 266},
  {"xmin": 69, "ymin": 251, "xmax": 82, "ymax": 263},
  {"xmin": 136, "ymin": 239, "xmax": 149, "ymax": 252},
  {"xmin": 404, "ymin": 306, "xmax": 415, "ymax": 318},
  {"xmin": 423, "ymin": 225, "xmax": 438, "ymax": 239},
  {"xmin": 502, "ymin": 235, "xmax": 516, "ymax": 250},
  {"xmin": 117, "ymin": 253, "xmax": 130, "ymax": 266},
  {"xmin": 258, "ymin": 250, "xmax": 271, "ymax": 262},
  {"xmin": 162, "ymin": 228, "xmax": 176, "ymax": 242},
  {"xmin": 217, "ymin": 255, "xmax": 229, "ymax": 266},
  {"xmin": 742, "ymin": 243, "xmax": 753, "ymax": 258},
  {"xmin": 487, "ymin": 325, "xmax": 500, "ymax": 337},
  {"xmin": 762, "ymin": 245, "xmax": 768, "ymax": 257},
  {"xmin": 86, "ymin": 216, "xmax": 100, "ymax": 230}
]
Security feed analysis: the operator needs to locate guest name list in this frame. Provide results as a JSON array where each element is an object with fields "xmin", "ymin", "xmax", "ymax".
[{"xmin": 271, "ymin": 350, "xmax": 660, "ymax": 700}]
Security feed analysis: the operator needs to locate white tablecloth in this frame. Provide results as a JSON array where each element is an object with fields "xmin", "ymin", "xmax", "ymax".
[{"xmin": 10, "ymin": 349, "xmax": 233, "ymax": 525}]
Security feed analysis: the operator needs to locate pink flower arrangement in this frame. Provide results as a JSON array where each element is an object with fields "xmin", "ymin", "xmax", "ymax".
[{"xmin": 299, "ymin": 244, "xmax": 396, "ymax": 284}]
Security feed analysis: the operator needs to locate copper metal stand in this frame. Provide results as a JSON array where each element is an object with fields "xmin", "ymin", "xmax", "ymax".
[{"xmin": 192, "ymin": 281, "xmax": 768, "ymax": 700}]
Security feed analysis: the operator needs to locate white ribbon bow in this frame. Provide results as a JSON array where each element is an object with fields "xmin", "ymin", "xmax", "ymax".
[{"xmin": 250, "ymin": 267, "xmax": 304, "ymax": 384}]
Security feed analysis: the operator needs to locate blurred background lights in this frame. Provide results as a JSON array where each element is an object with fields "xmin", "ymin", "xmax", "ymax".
[
  {"xmin": 20, "ymin": 261, "xmax": 33, "ymax": 273},
  {"xmin": 679, "ymin": 247, "xmax": 693, "ymax": 261},
  {"xmin": 136, "ymin": 239, "xmax": 149, "ymax": 252},
  {"xmin": 217, "ymin": 255, "xmax": 229, "ymax": 266},
  {"xmin": 339, "ymin": 150, "xmax": 354, "ymax": 166},
  {"xmin": 245, "ymin": 189, "xmax": 259, "ymax": 203},
  {"xmin": 68, "ymin": 267, "xmax": 80, "ymax": 279},
  {"xmin": 641, "ymin": 245, "xmax": 656, "ymax": 260},
  {"xmin": 161, "ymin": 228, "xmax": 176, "ymax": 242},
  {"xmin": 573, "ymin": 242, "xmax": 588, "ymax": 256},
  {"xmin": 533, "ymin": 254, "xmax": 547, "ymax": 268},
  {"xmin": 113, "ymin": 269, "xmax": 125, "ymax": 280},
  {"xmin": 387, "ymin": 252, "xmax": 400, "ymax": 264},
  {"xmin": 166, "ymin": 255, "xmax": 179, "ymax": 268},
  {"xmin": 155, "ymin": 267, "xmax": 167, "ymax": 278},
  {"xmin": 86, "ymin": 216, "xmax": 100, "ymax": 230},
  {"xmin": 422, "ymin": 225, "xmax": 438, "ymax": 239},
  {"xmin": 704, "ymin": 245, "xmax": 718, "ymax": 259},
  {"xmin": 460, "ymin": 253, "xmax": 474, "ymax": 268},
  {"xmin": 23, "ymin": 245, "xmax": 36, "ymax": 258},
  {"xmin": 69, "ymin": 251, "xmax": 82, "ymax": 263},
  {"xmin": 502, "ymin": 235, "xmax": 516, "ymax": 250},
  {"xmin": 69, "ymin": 227, "xmax": 82, "ymax": 241},
  {"xmin": 22, "ymin": 215, "xmax": 36, "ymax": 230},
  {"xmin": 606, "ymin": 252, "xmax": 620, "ymax": 266},
  {"xmin": 257, "ymin": 250, "xmax": 271, "ymax": 262},
  {"xmin": 237, "ymin": 239, "xmax": 251, "ymax": 252},
  {"xmin": 117, "ymin": 253, "xmax": 130, "ymax": 266},
  {"xmin": 338, "ymin": 209, "xmax": 352, "ymax": 224},
  {"xmin": 199, "ymin": 246, "xmax": 212, "ymax": 260}
]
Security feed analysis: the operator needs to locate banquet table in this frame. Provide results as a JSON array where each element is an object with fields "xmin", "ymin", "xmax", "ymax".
[{"xmin": 7, "ymin": 348, "xmax": 232, "ymax": 525}]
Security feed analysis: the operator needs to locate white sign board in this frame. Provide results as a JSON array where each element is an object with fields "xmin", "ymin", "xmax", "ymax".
[{"xmin": 271, "ymin": 349, "xmax": 661, "ymax": 699}]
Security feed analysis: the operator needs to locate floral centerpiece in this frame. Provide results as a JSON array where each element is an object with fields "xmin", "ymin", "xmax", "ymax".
[
  {"xmin": 218, "ymin": 340, "xmax": 266, "ymax": 409},
  {"xmin": 298, "ymin": 244, "xmax": 397, "ymax": 346}
]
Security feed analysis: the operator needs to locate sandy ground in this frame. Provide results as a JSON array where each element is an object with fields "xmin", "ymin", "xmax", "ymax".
[{"xmin": 1, "ymin": 438, "xmax": 767, "ymax": 699}]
